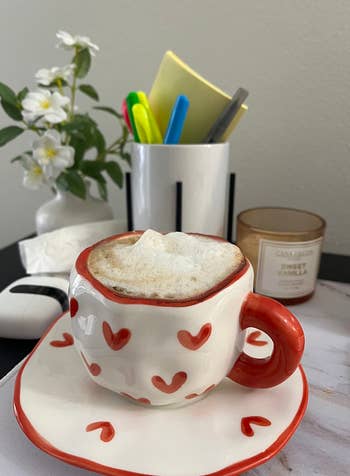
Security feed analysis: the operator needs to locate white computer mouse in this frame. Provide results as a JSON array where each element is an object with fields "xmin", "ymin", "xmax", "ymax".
[{"xmin": 0, "ymin": 275, "xmax": 69, "ymax": 339}]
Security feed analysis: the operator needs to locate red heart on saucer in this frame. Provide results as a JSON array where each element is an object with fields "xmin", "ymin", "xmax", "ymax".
[
  {"xmin": 102, "ymin": 322, "xmax": 131, "ymax": 351},
  {"xmin": 50, "ymin": 332, "xmax": 74, "ymax": 347},
  {"xmin": 177, "ymin": 323, "xmax": 212, "ymax": 350},
  {"xmin": 86, "ymin": 421, "xmax": 115, "ymax": 442},
  {"xmin": 152, "ymin": 371, "xmax": 187, "ymax": 393},
  {"xmin": 246, "ymin": 330, "xmax": 268, "ymax": 347},
  {"xmin": 241, "ymin": 416, "xmax": 271, "ymax": 437},
  {"xmin": 81, "ymin": 352, "xmax": 101, "ymax": 376}
]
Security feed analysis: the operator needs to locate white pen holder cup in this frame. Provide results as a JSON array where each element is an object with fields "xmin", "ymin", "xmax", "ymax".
[{"xmin": 131, "ymin": 143, "xmax": 230, "ymax": 236}]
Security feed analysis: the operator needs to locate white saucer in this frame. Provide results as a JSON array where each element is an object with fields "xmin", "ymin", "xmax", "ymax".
[{"xmin": 14, "ymin": 312, "xmax": 308, "ymax": 476}]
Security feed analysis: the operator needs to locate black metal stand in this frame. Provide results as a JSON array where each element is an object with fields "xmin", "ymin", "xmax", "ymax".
[
  {"xmin": 227, "ymin": 173, "xmax": 236, "ymax": 243},
  {"xmin": 125, "ymin": 172, "xmax": 133, "ymax": 231},
  {"xmin": 175, "ymin": 182, "xmax": 183, "ymax": 232}
]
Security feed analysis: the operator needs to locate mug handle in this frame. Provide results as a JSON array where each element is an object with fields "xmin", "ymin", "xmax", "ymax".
[{"xmin": 228, "ymin": 292, "xmax": 305, "ymax": 388}]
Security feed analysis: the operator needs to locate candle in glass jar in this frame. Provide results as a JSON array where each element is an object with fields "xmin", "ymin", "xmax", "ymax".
[{"xmin": 237, "ymin": 207, "xmax": 326, "ymax": 304}]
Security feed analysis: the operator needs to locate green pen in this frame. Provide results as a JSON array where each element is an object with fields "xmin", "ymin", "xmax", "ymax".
[{"xmin": 126, "ymin": 92, "xmax": 141, "ymax": 143}]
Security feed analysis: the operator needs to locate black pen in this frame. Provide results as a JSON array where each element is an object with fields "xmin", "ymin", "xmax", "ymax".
[{"xmin": 203, "ymin": 88, "xmax": 249, "ymax": 143}]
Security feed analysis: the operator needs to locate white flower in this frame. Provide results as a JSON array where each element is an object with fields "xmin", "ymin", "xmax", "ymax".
[
  {"xmin": 22, "ymin": 89, "xmax": 70, "ymax": 123},
  {"xmin": 56, "ymin": 30, "xmax": 99, "ymax": 55},
  {"xmin": 33, "ymin": 130, "xmax": 74, "ymax": 179},
  {"xmin": 22, "ymin": 155, "xmax": 45, "ymax": 190},
  {"xmin": 35, "ymin": 65, "xmax": 75, "ymax": 86}
]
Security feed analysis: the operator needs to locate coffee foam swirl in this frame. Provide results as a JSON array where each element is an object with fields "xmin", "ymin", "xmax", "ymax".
[{"xmin": 88, "ymin": 230, "xmax": 245, "ymax": 300}]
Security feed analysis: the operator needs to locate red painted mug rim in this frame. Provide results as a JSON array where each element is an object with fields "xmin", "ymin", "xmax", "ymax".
[{"xmin": 75, "ymin": 231, "xmax": 250, "ymax": 307}]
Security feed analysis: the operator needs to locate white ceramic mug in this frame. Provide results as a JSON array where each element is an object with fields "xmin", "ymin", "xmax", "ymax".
[
  {"xmin": 131, "ymin": 143, "xmax": 230, "ymax": 236},
  {"xmin": 69, "ymin": 231, "xmax": 305, "ymax": 407}
]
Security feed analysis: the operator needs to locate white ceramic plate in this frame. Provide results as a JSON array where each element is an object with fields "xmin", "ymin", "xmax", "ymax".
[{"xmin": 14, "ymin": 312, "xmax": 308, "ymax": 476}]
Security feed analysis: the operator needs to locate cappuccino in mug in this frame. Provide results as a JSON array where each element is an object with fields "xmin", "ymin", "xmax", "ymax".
[
  {"xmin": 71, "ymin": 229, "xmax": 304, "ymax": 406},
  {"xmin": 88, "ymin": 229, "xmax": 245, "ymax": 300}
]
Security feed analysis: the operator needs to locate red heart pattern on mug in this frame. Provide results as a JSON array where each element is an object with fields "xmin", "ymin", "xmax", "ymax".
[
  {"xmin": 246, "ymin": 330, "xmax": 268, "ymax": 347},
  {"xmin": 81, "ymin": 352, "xmax": 101, "ymax": 376},
  {"xmin": 50, "ymin": 332, "xmax": 74, "ymax": 347},
  {"xmin": 177, "ymin": 323, "xmax": 212, "ymax": 350},
  {"xmin": 102, "ymin": 322, "xmax": 131, "ymax": 351},
  {"xmin": 152, "ymin": 371, "xmax": 187, "ymax": 393},
  {"xmin": 86, "ymin": 421, "xmax": 115, "ymax": 442},
  {"xmin": 185, "ymin": 384, "xmax": 216, "ymax": 399},
  {"xmin": 241, "ymin": 416, "xmax": 271, "ymax": 437},
  {"xmin": 120, "ymin": 392, "xmax": 151, "ymax": 405},
  {"xmin": 70, "ymin": 298, "xmax": 79, "ymax": 318}
]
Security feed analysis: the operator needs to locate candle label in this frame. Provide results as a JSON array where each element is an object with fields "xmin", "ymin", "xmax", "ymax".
[{"xmin": 256, "ymin": 237, "xmax": 323, "ymax": 298}]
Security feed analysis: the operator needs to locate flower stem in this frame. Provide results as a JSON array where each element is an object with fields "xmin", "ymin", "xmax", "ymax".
[
  {"xmin": 105, "ymin": 138, "xmax": 123, "ymax": 152},
  {"xmin": 105, "ymin": 136, "xmax": 132, "ymax": 153},
  {"xmin": 69, "ymin": 48, "xmax": 78, "ymax": 120},
  {"xmin": 22, "ymin": 120, "xmax": 42, "ymax": 136},
  {"xmin": 57, "ymin": 78, "xmax": 64, "ymax": 95}
]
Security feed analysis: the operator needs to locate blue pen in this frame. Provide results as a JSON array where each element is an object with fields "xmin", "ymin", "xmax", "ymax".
[{"xmin": 164, "ymin": 95, "xmax": 190, "ymax": 144}]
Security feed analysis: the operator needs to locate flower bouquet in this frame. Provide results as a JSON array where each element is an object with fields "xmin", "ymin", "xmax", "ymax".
[{"xmin": 0, "ymin": 30, "xmax": 130, "ymax": 201}]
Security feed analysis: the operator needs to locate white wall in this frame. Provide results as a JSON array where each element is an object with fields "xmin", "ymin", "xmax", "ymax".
[{"xmin": 0, "ymin": 0, "xmax": 349, "ymax": 253}]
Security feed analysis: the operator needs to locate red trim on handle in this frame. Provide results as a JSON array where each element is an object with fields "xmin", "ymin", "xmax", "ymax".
[{"xmin": 228, "ymin": 293, "xmax": 305, "ymax": 388}]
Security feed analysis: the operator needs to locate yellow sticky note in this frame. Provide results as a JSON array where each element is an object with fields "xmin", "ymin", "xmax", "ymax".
[{"xmin": 149, "ymin": 51, "xmax": 247, "ymax": 144}]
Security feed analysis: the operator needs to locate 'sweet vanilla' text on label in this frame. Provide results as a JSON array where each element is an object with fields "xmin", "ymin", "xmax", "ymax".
[{"xmin": 256, "ymin": 238, "xmax": 323, "ymax": 298}]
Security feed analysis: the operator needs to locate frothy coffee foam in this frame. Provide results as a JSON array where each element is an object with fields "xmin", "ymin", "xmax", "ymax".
[{"xmin": 88, "ymin": 229, "xmax": 245, "ymax": 300}]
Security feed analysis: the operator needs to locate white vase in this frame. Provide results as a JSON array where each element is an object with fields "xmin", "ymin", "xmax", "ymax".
[{"xmin": 35, "ymin": 188, "xmax": 114, "ymax": 235}]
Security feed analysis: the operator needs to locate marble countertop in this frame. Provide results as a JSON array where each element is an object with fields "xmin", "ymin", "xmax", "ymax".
[
  {"xmin": 0, "ymin": 279, "xmax": 349, "ymax": 476},
  {"xmin": 247, "ymin": 280, "xmax": 350, "ymax": 475}
]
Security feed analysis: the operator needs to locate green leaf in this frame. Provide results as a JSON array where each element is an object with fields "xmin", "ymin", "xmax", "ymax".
[
  {"xmin": 1, "ymin": 99, "xmax": 22, "ymax": 120},
  {"xmin": 105, "ymin": 161, "xmax": 123, "ymax": 188},
  {"xmin": 74, "ymin": 48, "xmax": 91, "ymax": 78},
  {"xmin": 10, "ymin": 150, "xmax": 31, "ymax": 163},
  {"xmin": 56, "ymin": 170, "xmax": 86, "ymax": 199},
  {"xmin": 17, "ymin": 87, "xmax": 29, "ymax": 102},
  {"xmin": 0, "ymin": 82, "xmax": 17, "ymax": 106},
  {"xmin": 64, "ymin": 129, "xmax": 86, "ymax": 141},
  {"xmin": 61, "ymin": 116, "xmax": 94, "ymax": 142},
  {"xmin": 97, "ymin": 180, "xmax": 108, "ymax": 201},
  {"xmin": 63, "ymin": 115, "xmax": 106, "ymax": 160},
  {"xmin": 78, "ymin": 84, "xmax": 99, "ymax": 101},
  {"xmin": 61, "ymin": 114, "xmax": 97, "ymax": 133},
  {"xmin": 92, "ymin": 128, "xmax": 106, "ymax": 156},
  {"xmin": 120, "ymin": 151, "xmax": 131, "ymax": 166},
  {"xmin": 93, "ymin": 106, "xmax": 122, "ymax": 119},
  {"xmin": 56, "ymin": 172, "xmax": 69, "ymax": 191},
  {"xmin": 38, "ymin": 79, "xmax": 68, "ymax": 89},
  {"xmin": 79, "ymin": 160, "xmax": 105, "ymax": 179},
  {"xmin": 108, "ymin": 150, "xmax": 131, "ymax": 166},
  {"xmin": 69, "ymin": 137, "xmax": 87, "ymax": 164},
  {"xmin": 78, "ymin": 160, "xmax": 108, "ymax": 199},
  {"xmin": 0, "ymin": 126, "xmax": 24, "ymax": 147},
  {"xmin": 11, "ymin": 154, "xmax": 24, "ymax": 163}
]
